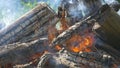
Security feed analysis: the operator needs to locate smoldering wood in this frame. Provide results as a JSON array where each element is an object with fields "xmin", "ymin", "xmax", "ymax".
[
  {"xmin": 51, "ymin": 5, "xmax": 115, "ymax": 49},
  {"xmin": 50, "ymin": 11, "xmax": 99, "ymax": 48},
  {"xmin": 53, "ymin": 4, "xmax": 104, "ymax": 47},
  {"xmin": 37, "ymin": 48, "xmax": 117, "ymax": 68},
  {"xmin": 0, "ymin": 2, "xmax": 119, "ymax": 68},
  {"xmin": 0, "ymin": 38, "xmax": 48, "ymax": 66},
  {"xmin": 50, "ymin": 4, "xmax": 120, "ymax": 60}
]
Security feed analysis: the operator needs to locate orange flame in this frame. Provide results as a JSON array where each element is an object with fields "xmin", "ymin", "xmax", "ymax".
[
  {"xmin": 48, "ymin": 9, "xmax": 94, "ymax": 53},
  {"xmin": 66, "ymin": 34, "xmax": 93, "ymax": 53}
]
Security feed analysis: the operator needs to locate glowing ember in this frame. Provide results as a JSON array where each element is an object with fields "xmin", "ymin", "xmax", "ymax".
[
  {"xmin": 29, "ymin": 52, "xmax": 45, "ymax": 61},
  {"xmin": 55, "ymin": 45, "xmax": 62, "ymax": 51},
  {"xmin": 66, "ymin": 34, "xmax": 94, "ymax": 53},
  {"xmin": 72, "ymin": 46, "xmax": 81, "ymax": 53}
]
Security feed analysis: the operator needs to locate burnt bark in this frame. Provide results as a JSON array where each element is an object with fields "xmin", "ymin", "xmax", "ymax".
[
  {"xmin": 0, "ymin": 38, "xmax": 48, "ymax": 66},
  {"xmin": 37, "ymin": 48, "xmax": 117, "ymax": 68}
]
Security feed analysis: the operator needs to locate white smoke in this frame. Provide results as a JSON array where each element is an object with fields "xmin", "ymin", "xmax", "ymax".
[
  {"xmin": 117, "ymin": 10, "xmax": 120, "ymax": 15},
  {"xmin": 101, "ymin": 0, "xmax": 119, "ymax": 5},
  {"xmin": 0, "ymin": 0, "xmax": 61, "ymax": 30},
  {"xmin": 39, "ymin": 0, "xmax": 61, "ymax": 12},
  {"xmin": 0, "ymin": 0, "xmax": 21, "ymax": 28},
  {"xmin": 104, "ymin": 0, "xmax": 116, "ymax": 4},
  {"xmin": 0, "ymin": 0, "xmax": 119, "ymax": 30},
  {"xmin": 61, "ymin": 0, "xmax": 89, "ymax": 22}
]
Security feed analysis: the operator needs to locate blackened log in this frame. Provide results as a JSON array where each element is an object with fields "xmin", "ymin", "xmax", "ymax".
[
  {"xmin": 96, "ymin": 41, "xmax": 120, "ymax": 62},
  {"xmin": 38, "ymin": 49, "xmax": 114, "ymax": 68},
  {"xmin": 0, "ymin": 38, "xmax": 48, "ymax": 66}
]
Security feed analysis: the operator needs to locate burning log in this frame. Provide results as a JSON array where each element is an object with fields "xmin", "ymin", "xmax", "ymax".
[
  {"xmin": 50, "ymin": 4, "xmax": 120, "ymax": 60},
  {"xmin": 43, "ymin": 4, "xmax": 120, "ymax": 68},
  {"xmin": 0, "ymin": 38, "xmax": 48, "ymax": 67},
  {"xmin": 0, "ymin": 1, "xmax": 119, "ymax": 68},
  {"xmin": 50, "ymin": 13, "xmax": 97, "ymax": 48}
]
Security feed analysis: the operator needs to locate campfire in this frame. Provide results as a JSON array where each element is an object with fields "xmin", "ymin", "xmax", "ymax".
[{"xmin": 0, "ymin": 1, "xmax": 120, "ymax": 68}]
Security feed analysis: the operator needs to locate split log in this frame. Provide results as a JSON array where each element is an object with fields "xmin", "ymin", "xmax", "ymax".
[
  {"xmin": 19, "ymin": 17, "xmax": 59, "ymax": 43},
  {"xmin": 0, "ymin": 38, "xmax": 48, "ymax": 66},
  {"xmin": 83, "ymin": 0, "xmax": 120, "ymax": 12},
  {"xmin": 95, "ymin": 4, "xmax": 120, "ymax": 51},
  {"xmin": 0, "ymin": 2, "xmax": 58, "ymax": 46}
]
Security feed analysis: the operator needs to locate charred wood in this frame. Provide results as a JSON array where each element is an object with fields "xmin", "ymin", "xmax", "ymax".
[
  {"xmin": 0, "ymin": 38, "xmax": 48, "ymax": 67},
  {"xmin": 37, "ymin": 49, "xmax": 118, "ymax": 68},
  {"xmin": 50, "ymin": 14, "xmax": 98, "ymax": 48},
  {"xmin": 96, "ymin": 41, "xmax": 120, "ymax": 62}
]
